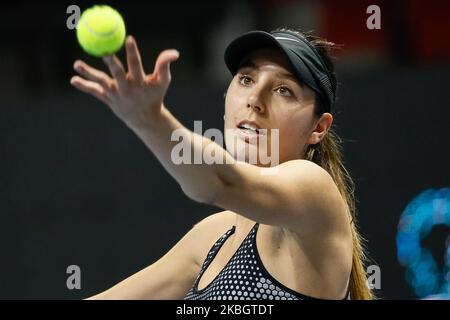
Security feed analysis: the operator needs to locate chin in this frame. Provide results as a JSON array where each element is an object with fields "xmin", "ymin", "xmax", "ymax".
[
  {"xmin": 231, "ymin": 146, "xmax": 277, "ymax": 167},
  {"xmin": 225, "ymin": 131, "xmax": 279, "ymax": 166}
]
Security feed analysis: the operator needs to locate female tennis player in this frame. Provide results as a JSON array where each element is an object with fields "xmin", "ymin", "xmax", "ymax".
[{"xmin": 70, "ymin": 28, "xmax": 373, "ymax": 300}]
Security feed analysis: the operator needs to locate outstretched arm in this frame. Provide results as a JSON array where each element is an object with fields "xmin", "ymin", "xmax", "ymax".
[
  {"xmin": 71, "ymin": 36, "xmax": 227, "ymax": 203},
  {"xmin": 71, "ymin": 36, "xmax": 348, "ymax": 236}
]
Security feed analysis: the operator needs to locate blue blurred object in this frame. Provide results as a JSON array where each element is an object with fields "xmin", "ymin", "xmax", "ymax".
[{"xmin": 396, "ymin": 188, "xmax": 450, "ymax": 298}]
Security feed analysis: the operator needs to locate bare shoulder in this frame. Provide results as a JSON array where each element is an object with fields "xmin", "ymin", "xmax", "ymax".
[
  {"xmin": 281, "ymin": 159, "xmax": 335, "ymax": 186},
  {"xmin": 215, "ymin": 158, "xmax": 349, "ymax": 236},
  {"xmin": 284, "ymin": 159, "xmax": 351, "ymax": 236},
  {"xmin": 188, "ymin": 210, "xmax": 236, "ymax": 267},
  {"xmin": 192, "ymin": 210, "xmax": 236, "ymax": 231}
]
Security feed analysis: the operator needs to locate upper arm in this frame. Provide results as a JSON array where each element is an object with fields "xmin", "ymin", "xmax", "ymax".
[
  {"xmin": 87, "ymin": 211, "xmax": 235, "ymax": 300},
  {"xmin": 213, "ymin": 159, "xmax": 348, "ymax": 235}
]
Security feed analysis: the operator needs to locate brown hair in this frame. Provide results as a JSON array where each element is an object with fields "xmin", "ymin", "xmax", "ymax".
[{"xmin": 273, "ymin": 28, "xmax": 374, "ymax": 300}]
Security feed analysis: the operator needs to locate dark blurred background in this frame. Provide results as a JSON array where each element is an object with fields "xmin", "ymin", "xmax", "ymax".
[{"xmin": 0, "ymin": 0, "xmax": 449, "ymax": 299}]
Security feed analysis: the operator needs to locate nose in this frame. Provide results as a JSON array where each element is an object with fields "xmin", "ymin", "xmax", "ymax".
[{"xmin": 247, "ymin": 87, "xmax": 266, "ymax": 114}]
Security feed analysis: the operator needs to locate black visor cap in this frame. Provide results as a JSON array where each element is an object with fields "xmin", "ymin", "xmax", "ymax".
[{"xmin": 224, "ymin": 30, "xmax": 335, "ymax": 113}]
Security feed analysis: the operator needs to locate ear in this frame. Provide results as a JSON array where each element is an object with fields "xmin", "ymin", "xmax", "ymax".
[{"xmin": 307, "ymin": 113, "xmax": 333, "ymax": 145}]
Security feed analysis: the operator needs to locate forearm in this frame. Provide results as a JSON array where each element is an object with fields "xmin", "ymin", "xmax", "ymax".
[
  {"xmin": 128, "ymin": 104, "xmax": 239, "ymax": 203},
  {"xmin": 71, "ymin": 38, "xmax": 243, "ymax": 204}
]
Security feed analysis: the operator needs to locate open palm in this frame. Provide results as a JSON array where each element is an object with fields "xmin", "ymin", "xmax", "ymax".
[{"xmin": 70, "ymin": 36, "xmax": 179, "ymax": 128}]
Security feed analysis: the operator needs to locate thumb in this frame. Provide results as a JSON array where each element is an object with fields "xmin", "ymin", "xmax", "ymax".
[{"xmin": 149, "ymin": 49, "xmax": 180, "ymax": 85}]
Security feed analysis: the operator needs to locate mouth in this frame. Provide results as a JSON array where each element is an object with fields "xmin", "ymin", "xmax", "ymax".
[{"xmin": 236, "ymin": 120, "xmax": 266, "ymax": 143}]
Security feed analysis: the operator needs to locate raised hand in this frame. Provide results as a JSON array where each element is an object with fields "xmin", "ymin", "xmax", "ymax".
[{"xmin": 71, "ymin": 35, "xmax": 180, "ymax": 129}]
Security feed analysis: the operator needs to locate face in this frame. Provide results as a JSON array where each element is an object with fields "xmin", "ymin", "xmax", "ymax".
[{"xmin": 224, "ymin": 47, "xmax": 333, "ymax": 166}]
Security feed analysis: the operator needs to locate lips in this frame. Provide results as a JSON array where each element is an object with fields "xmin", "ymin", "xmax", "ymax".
[
  {"xmin": 237, "ymin": 120, "xmax": 263, "ymax": 133},
  {"xmin": 236, "ymin": 120, "xmax": 265, "ymax": 143}
]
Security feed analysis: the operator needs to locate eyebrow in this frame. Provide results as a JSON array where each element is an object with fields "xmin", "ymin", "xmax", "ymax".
[{"xmin": 237, "ymin": 59, "xmax": 301, "ymax": 84}]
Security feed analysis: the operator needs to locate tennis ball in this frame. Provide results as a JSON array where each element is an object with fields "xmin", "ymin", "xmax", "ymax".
[{"xmin": 76, "ymin": 5, "xmax": 126, "ymax": 57}]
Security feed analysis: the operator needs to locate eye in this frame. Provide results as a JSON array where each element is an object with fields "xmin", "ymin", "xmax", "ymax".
[
  {"xmin": 276, "ymin": 86, "xmax": 294, "ymax": 97},
  {"xmin": 238, "ymin": 74, "xmax": 253, "ymax": 86}
]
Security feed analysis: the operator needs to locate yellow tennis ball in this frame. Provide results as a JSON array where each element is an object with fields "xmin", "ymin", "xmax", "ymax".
[{"xmin": 76, "ymin": 5, "xmax": 126, "ymax": 57}]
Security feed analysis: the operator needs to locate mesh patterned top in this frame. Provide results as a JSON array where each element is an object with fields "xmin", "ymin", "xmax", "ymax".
[{"xmin": 184, "ymin": 222, "xmax": 350, "ymax": 300}]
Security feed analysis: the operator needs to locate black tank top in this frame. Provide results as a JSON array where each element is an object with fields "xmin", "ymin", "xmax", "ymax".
[{"xmin": 184, "ymin": 222, "xmax": 350, "ymax": 300}]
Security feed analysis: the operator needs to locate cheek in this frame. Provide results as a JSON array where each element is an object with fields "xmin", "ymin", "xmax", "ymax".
[
  {"xmin": 225, "ymin": 84, "xmax": 245, "ymax": 108},
  {"xmin": 224, "ymin": 86, "xmax": 246, "ymax": 123},
  {"xmin": 277, "ymin": 119, "xmax": 308, "ymax": 148},
  {"xmin": 276, "ymin": 106, "xmax": 315, "ymax": 141}
]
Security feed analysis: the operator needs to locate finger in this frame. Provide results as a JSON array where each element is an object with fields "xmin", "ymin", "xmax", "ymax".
[
  {"xmin": 125, "ymin": 35, "xmax": 145, "ymax": 82},
  {"xmin": 70, "ymin": 76, "xmax": 110, "ymax": 105},
  {"xmin": 73, "ymin": 60, "xmax": 112, "ymax": 90},
  {"xmin": 102, "ymin": 55, "xmax": 126, "ymax": 88},
  {"xmin": 148, "ymin": 49, "xmax": 180, "ymax": 86}
]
